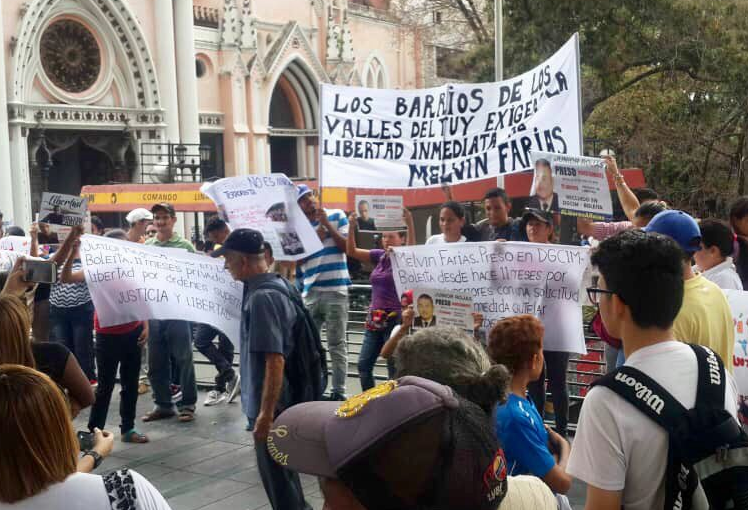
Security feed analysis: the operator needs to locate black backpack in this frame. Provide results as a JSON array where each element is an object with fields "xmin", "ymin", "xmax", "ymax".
[
  {"xmin": 256, "ymin": 276, "xmax": 328, "ymax": 404},
  {"xmin": 591, "ymin": 344, "xmax": 748, "ymax": 510}
]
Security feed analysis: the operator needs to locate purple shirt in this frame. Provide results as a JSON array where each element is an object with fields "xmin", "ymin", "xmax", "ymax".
[{"xmin": 369, "ymin": 249, "xmax": 400, "ymax": 311}]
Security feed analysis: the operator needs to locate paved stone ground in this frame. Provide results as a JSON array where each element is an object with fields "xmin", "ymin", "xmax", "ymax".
[{"xmin": 73, "ymin": 361, "xmax": 587, "ymax": 509}]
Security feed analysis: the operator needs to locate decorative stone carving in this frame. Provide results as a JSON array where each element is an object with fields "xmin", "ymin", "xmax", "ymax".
[
  {"xmin": 220, "ymin": 0, "xmax": 239, "ymax": 48},
  {"xmin": 40, "ymin": 19, "xmax": 101, "ymax": 93},
  {"xmin": 239, "ymin": 0, "xmax": 257, "ymax": 50},
  {"xmin": 340, "ymin": 10, "xmax": 354, "ymax": 62}
]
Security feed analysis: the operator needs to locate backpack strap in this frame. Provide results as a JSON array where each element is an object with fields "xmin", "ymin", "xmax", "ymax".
[
  {"xmin": 591, "ymin": 366, "xmax": 687, "ymax": 431},
  {"xmin": 689, "ymin": 344, "xmax": 726, "ymax": 410}
]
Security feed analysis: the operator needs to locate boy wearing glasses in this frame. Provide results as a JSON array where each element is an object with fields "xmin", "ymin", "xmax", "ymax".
[{"xmin": 569, "ymin": 230, "xmax": 739, "ymax": 510}]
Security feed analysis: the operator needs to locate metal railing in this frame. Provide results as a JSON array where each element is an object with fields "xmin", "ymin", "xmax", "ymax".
[{"xmin": 192, "ymin": 284, "xmax": 607, "ymax": 429}]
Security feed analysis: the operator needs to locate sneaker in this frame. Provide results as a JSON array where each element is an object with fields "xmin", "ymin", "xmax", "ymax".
[
  {"xmin": 170, "ymin": 384, "xmax": 182, "ymax": 404},
  {"xmin": 204, "ymin": 390, "xmax": 226, "ymax": 406},
  {"xmin": 138, "ymin": 382, "xmax": 149, "ymax": 395},
  {"xmin": 226, "ymin": 373, "xmax": 240, "ymax": 404}
]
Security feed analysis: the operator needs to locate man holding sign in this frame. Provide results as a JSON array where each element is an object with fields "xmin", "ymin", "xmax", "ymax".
[
  {"xmin": 142, "ymin": 202, "xmax": 198, "ymax": 423},
  {"xmin": 296, "ymin": 185, "xmax": 351, "ymax": 401}
]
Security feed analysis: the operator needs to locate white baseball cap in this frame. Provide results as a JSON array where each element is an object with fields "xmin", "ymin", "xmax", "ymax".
[{"xmin": 125, "ymin": 208, "xmax": 153, "ymax": 224}]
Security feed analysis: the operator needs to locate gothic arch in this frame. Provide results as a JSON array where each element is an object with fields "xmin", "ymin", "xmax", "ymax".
[
  {"xmin": 267, "ymin": 58, "xmax": 321, "ymax": 130},
  {"xmin": 10, "ymin": 0, "xmax": 161, "ymax": 109},
  {"xmin": 362, "ymin": 53, "xmax": 389, "ymax": 89}
]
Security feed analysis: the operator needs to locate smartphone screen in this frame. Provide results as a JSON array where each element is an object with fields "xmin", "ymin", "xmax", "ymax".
[{"xmin": 23, "ymin": 260, "xmax": 57, "ymax": 284}]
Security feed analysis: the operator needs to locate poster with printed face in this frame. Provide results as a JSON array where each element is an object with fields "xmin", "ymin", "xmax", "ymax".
[
  {"xmin": 354, "ymin": 195, "xmax": 404, "ymax": 231},
  {"xmin": 412, "ymin": 289, "xmax": 473, "ymax": 331},
  {"xmin": 391, "ymin": 242, "xmax": 590, "ymax": 353},
  {"xmin": 79, "ymin": 235, "xmax": 243, "ymax": 344},
  {"xmin": 529, "ymin": 151, "xmax": 612, "ymax": 219},
  {"xmin": 320, "ymin": 34, "xmax": 581, "ymax": 189},
  {"xmin": 0, "ymin": 236, "xmax": 31, "ymax": 254},
  {"xmin": 201, "ymin": 174, "xmax": 323, "ymax": 261},
  {"xmin": 39, "ymin": 193, "xmax": 88, "ymax": 227},
  {"xmin": 724, "ymin": 290, "xmax": 748, "ymax": 425}
]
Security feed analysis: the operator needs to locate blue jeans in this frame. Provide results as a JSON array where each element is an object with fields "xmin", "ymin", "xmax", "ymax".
[
  {"xmin": 304, "ymin": 290, "xmax": 348, "ymax": 395},
  {"xmin": 50, "ymin": 302, "xmax": 95, "ymax": 380},
  {"xmin": 358, "ymin": 321, "xmax": 397, "ymax": 391},
  {"xmin": 148, "ymin": 320, "xmax": 197, "ymax": 410}
]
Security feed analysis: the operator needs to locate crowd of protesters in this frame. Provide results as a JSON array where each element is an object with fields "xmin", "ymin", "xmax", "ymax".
[{"xmin": 1, "ymin": 155, "xmax": 747, "ymax": 510}]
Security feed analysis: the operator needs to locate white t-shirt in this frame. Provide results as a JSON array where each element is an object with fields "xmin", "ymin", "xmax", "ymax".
[
  {"xmin": 425, "ymin": 234, "xmax": 466, "ymax": 244},
  {"xmin": 567, "ymin": 341, "xmax": 738, "ymax": 510},
  {"xmin": 698, "ymin": 258, "xmax": 743, "ymax": 290},
  {"xmin": 0, "ymin": 470, "xmax": 171, "ymax": 510}
]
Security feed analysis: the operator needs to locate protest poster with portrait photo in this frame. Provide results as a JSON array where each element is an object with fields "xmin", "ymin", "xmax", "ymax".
[
  {"xmin": 201, "ymin": 174, "xmax": 323, "ymax": 261},
  {"xmin": 391, "ymin": 241, "xmax": 590, "ymax": 353},
  {"xmin": 354, "ymin": 195, "xmax": 404, "ymax": 231},
  {"xmin": 411, "ymin": 288, "xmax": 473, "ymax": 331},
  {"xmin": 39, "ymin": 192, "xmax": 88, "ymax": 227},
  {"xmin": 529, "ymin": 151, "xmax": 613, "ymax": 220}
]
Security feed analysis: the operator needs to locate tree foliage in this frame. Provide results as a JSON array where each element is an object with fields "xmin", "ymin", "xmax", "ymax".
[{"xmin": 448, "ymin": 0, "xmax": 748, "ymax": 213}]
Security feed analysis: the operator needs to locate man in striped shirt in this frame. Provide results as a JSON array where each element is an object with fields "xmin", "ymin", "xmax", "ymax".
[{"xmin": 296, "ymin": 185, "xmax": 351, "ymax": 401}]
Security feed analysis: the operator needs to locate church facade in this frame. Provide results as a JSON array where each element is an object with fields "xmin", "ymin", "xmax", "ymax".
[{"xmin": 0, "ymin": 0, "xmax": 431, "ymax": 228}]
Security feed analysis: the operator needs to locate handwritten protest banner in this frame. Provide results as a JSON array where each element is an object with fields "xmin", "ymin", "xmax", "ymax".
[
  {"xmin": 529, "ymin": 151, "xmax": 612, "ymax": 219},
  {"xmin": 391, "ymin": 241, "xmax": 589, "ymax": 352},
  {"xmin": 201, "ymin": 174, "xmax": 323, "ymax": 261},
  {"xmin": 320, "ymin": 34, "xmax": 581, "ymax": 189},
  {"xmin": 412, "ymin": 288, "xmax": 473, "ymax": 331},
  {"xmin": 0, "ymin": 236, "xmax": 31, "ymax": 254},
  {"xmin": 79, "ymin": 235, "xmax": 243, "ymax": 343},
  {"xmin": 725, "ymin": 290, "xmax": 748, "ymax": 423},
  {"xmin": 354, "ymin": 195, "xmax": 404, "ymax": 231},
  {"xmin": 40, "ymin": 192, "xmax": 88, "ymax": 226}
]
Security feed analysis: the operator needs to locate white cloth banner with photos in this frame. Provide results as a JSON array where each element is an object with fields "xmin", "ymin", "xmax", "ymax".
[
  {"xmin": 79, "ymin": 235, "xmax": 243, "ymax": 344},
  {"xmin": 529, "ymin": 151, "xmax": 612, "ymax": 219},
  {"xmin": 320, "ymin": 34, "xmax": 581, "ymax": 189},
  {"xmin": 201, "ymin": 174, "xmax": 323, "ymax": 261},
  {"xmin": 391, "ymin": 242, "xmax": 590, "ymax": 353}
]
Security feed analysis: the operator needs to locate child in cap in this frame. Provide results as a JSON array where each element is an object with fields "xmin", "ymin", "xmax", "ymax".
[
  {"xmin": 487, "ymin": 315, "xmax": 573, "ymax": 498},
  {"xmin": 693, "ymin": 218, "xmax": 743, "ymax": 290}
]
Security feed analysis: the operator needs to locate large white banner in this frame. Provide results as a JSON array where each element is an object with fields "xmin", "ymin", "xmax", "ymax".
[
  {"xmin": 725, "ymin": 290, "xmax": 748, "ymax": 423},
  {"xmin": 391, "ymin": 242, "xmax": 590, "ymax": 353},
  {"xmin": 320, "ymin": 34, "xmax": 581, "ymax": 189},
  {"xmin": 79, "ymin": 235, "xmax": 243, "ymax": 343},
  {"xmin": 201, "ymin": 174, "xmax": 323, "ymax": 261},
  {"xmin": 530, "ymin": 151, "xmax": 613, "ymax": 219}
]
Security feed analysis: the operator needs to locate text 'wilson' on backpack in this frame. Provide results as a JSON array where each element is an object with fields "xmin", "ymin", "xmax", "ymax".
[{"xmin": 592, "ymin": 344, "xmax": 748, "ymax": 510}]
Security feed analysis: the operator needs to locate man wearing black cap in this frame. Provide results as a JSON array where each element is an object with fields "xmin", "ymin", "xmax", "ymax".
[
  {"xmin": 217, "ymin": 228, "xmax": 312, "ymax": 510},
  {"xmin": 141, "ymin": 202, "xmax": 199, "ymax": 423}
]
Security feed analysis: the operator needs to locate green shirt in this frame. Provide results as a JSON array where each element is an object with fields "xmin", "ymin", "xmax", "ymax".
[{"xmin": 145, "ymin": 233, "xmax": 196, "ymax": 253}]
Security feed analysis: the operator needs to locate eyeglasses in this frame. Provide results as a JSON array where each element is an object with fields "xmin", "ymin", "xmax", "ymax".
[{"xmin": 586, "ymin": 287, "xmax": 616, "ymax": 305}]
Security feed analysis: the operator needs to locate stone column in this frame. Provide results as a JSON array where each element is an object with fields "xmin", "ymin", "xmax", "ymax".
[
  {"xmin": 0, "ymin": 7, "xmax": 16, "ymax": 224},
  {"xmin": 155, "ymin": 0, "xmax": 181, "ymax": 144},
  {"xmin": 173, "ymin": 0, "xmax": 201, "ymax": 240},
  {"xmin": 174, "ymin": 0, "xmax": 200, "ymax": 147}
]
